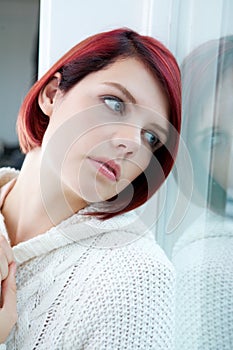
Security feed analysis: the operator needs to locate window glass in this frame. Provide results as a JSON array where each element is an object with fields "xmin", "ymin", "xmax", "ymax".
[{"xmin": 154, "ymin": 1, "xmax": 233, "ymax": 348}]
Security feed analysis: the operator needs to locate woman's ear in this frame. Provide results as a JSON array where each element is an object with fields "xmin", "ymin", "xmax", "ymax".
[{"xmin": 38, "ymin": 72, "xmax": 62, "ymax": 117}]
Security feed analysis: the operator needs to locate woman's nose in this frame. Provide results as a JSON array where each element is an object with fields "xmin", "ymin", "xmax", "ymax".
[{"xmin": 111, "ymin": 124, "xmax": 141, "ymax": 157}]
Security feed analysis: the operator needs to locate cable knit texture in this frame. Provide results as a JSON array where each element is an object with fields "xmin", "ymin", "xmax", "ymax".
[
  {"xmin": 172, "ymin": 211, "xmax": 233, "ymax": 350},
  {"xmin": 0, "ymin": 168, "xmax": 175, "ymax": 350}
]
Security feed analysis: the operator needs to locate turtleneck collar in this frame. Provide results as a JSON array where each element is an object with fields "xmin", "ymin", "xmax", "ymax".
[{"xmin": 0, "ymin": 167, "xmax": 151, "ymax": 265}]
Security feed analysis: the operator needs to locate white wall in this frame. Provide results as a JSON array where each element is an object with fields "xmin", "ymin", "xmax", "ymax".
[
  {"xmin": 39, "ymin": 0, "xmax": 233, "ymax": 76},
  {"xmin": 38, "ymin": 0, "xmax": 155, "ymax": 77}
]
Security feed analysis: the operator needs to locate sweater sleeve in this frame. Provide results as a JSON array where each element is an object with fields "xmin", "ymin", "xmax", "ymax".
[{"xmin": 62, "ymin": 245, "xmax": 175, "ymax": 349}]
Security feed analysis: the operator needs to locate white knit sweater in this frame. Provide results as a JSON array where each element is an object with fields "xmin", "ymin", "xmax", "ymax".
[
  {"xmin": 0, "ymin": 168, "xmax": 175, "ymax": 350},
  {"xmin": 172, "ymin": 211, "xmax": 233, "ymax": 350}
]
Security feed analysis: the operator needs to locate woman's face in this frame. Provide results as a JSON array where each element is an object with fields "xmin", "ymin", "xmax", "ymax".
[
  {"xmin": 40, "ymin": 57, "xmax": 169, "ymax": 205},
  {"xmin": 192, "ymin": 68, "xmax": 233, "ymax": 192}
]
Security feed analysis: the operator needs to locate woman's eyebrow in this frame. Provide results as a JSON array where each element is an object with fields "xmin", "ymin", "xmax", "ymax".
[
  {"xmin": 195, "ymin": 126, "xmax": 219, "ymax": 138},
  {"xmin": 102, "ymin": 82, "xmax": 136, "ymax": 104}
]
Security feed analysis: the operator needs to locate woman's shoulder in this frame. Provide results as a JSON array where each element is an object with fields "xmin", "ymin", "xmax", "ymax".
[
  {"xmin": 172, "ymin": 210, "xmax": 233, "ymax": 259},
  {"xmin": 78, "ymin": 210, "xmax": 174, "ymax": 274},
  {"xmin": 113, "ymin": 233, "xmax": 174, "ymax": 280},
  {"xmin": 83, "ymin": 223, "xmax": 175, "ymax": 291},
  {"xmin": 49, "ymin": 214, "xmax": 175, "ymax": 291}
]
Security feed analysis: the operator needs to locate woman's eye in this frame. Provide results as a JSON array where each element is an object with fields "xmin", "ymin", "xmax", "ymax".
[
  {"xmin": 211, "ymin": 132, "xmax": 227, "ymax": 148},
  {"xmin": 143, "ymin": 130, "xmax": 160, "ymax": 150},
  {"xmin": 103, "ymin": 96, "xmax": 125, "ymax": 114},
  {"xmin": 202, "ymin": 131, "xmax": 228, "ymax": 150}
]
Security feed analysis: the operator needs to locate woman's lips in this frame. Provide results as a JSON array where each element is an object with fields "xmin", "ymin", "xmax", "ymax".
[{"xmin": 88, "ymin": 157, "xmax": 121, "ymax": 182}]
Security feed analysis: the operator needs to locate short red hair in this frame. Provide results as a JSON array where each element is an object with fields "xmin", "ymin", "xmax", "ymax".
[{"xmin": 17, "ymin": 28, "xmax": 181, "ymax": 218}]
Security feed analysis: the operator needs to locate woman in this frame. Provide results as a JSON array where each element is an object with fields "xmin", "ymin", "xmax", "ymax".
[
  {"xmin": 0, "ymin": 28, "xmax": 181, "ymax": 349},
  {"xmin": 180, "ymin": 35, "xmax": 233, "ymax": 215},
  {"xmin": 172, "ymin": 36, "xmax": 233, "ymax": 349}
]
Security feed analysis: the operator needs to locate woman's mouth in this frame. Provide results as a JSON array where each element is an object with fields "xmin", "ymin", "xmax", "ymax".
[{"xmin": 88, "ymin": 157, "xmax": 121, "ymax": 182}]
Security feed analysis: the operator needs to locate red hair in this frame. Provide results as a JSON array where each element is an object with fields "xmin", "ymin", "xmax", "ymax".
[{"xmin": 17, "ymin": 28, "xmax": 181, "ymax": 219}]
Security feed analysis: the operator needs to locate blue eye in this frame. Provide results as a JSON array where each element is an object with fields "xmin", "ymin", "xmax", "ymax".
[
  {"xmin": 103, "ymin": 96, "xmax": 125, "ymax": 114},
  {"xmin": 211, "ymin": 132, "xmax": 227, "ymax": 148},
  {"xmin": 143, "ymin": 130, "xmax": 160, "ymax": 150},
  {"xmin": 202, "ymin": 131, "xmax": 228, "ymax": 150}
]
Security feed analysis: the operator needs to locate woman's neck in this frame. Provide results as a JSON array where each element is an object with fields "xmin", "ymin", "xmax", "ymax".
[{"xmin": 2, "ymin": 148, "xmax": 87, "ymax": 246}]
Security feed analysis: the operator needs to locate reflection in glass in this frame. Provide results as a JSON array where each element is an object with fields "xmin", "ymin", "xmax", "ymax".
[{"xmin": 173, "ymin": 36, "xmax": 233, "ymax": 349}]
